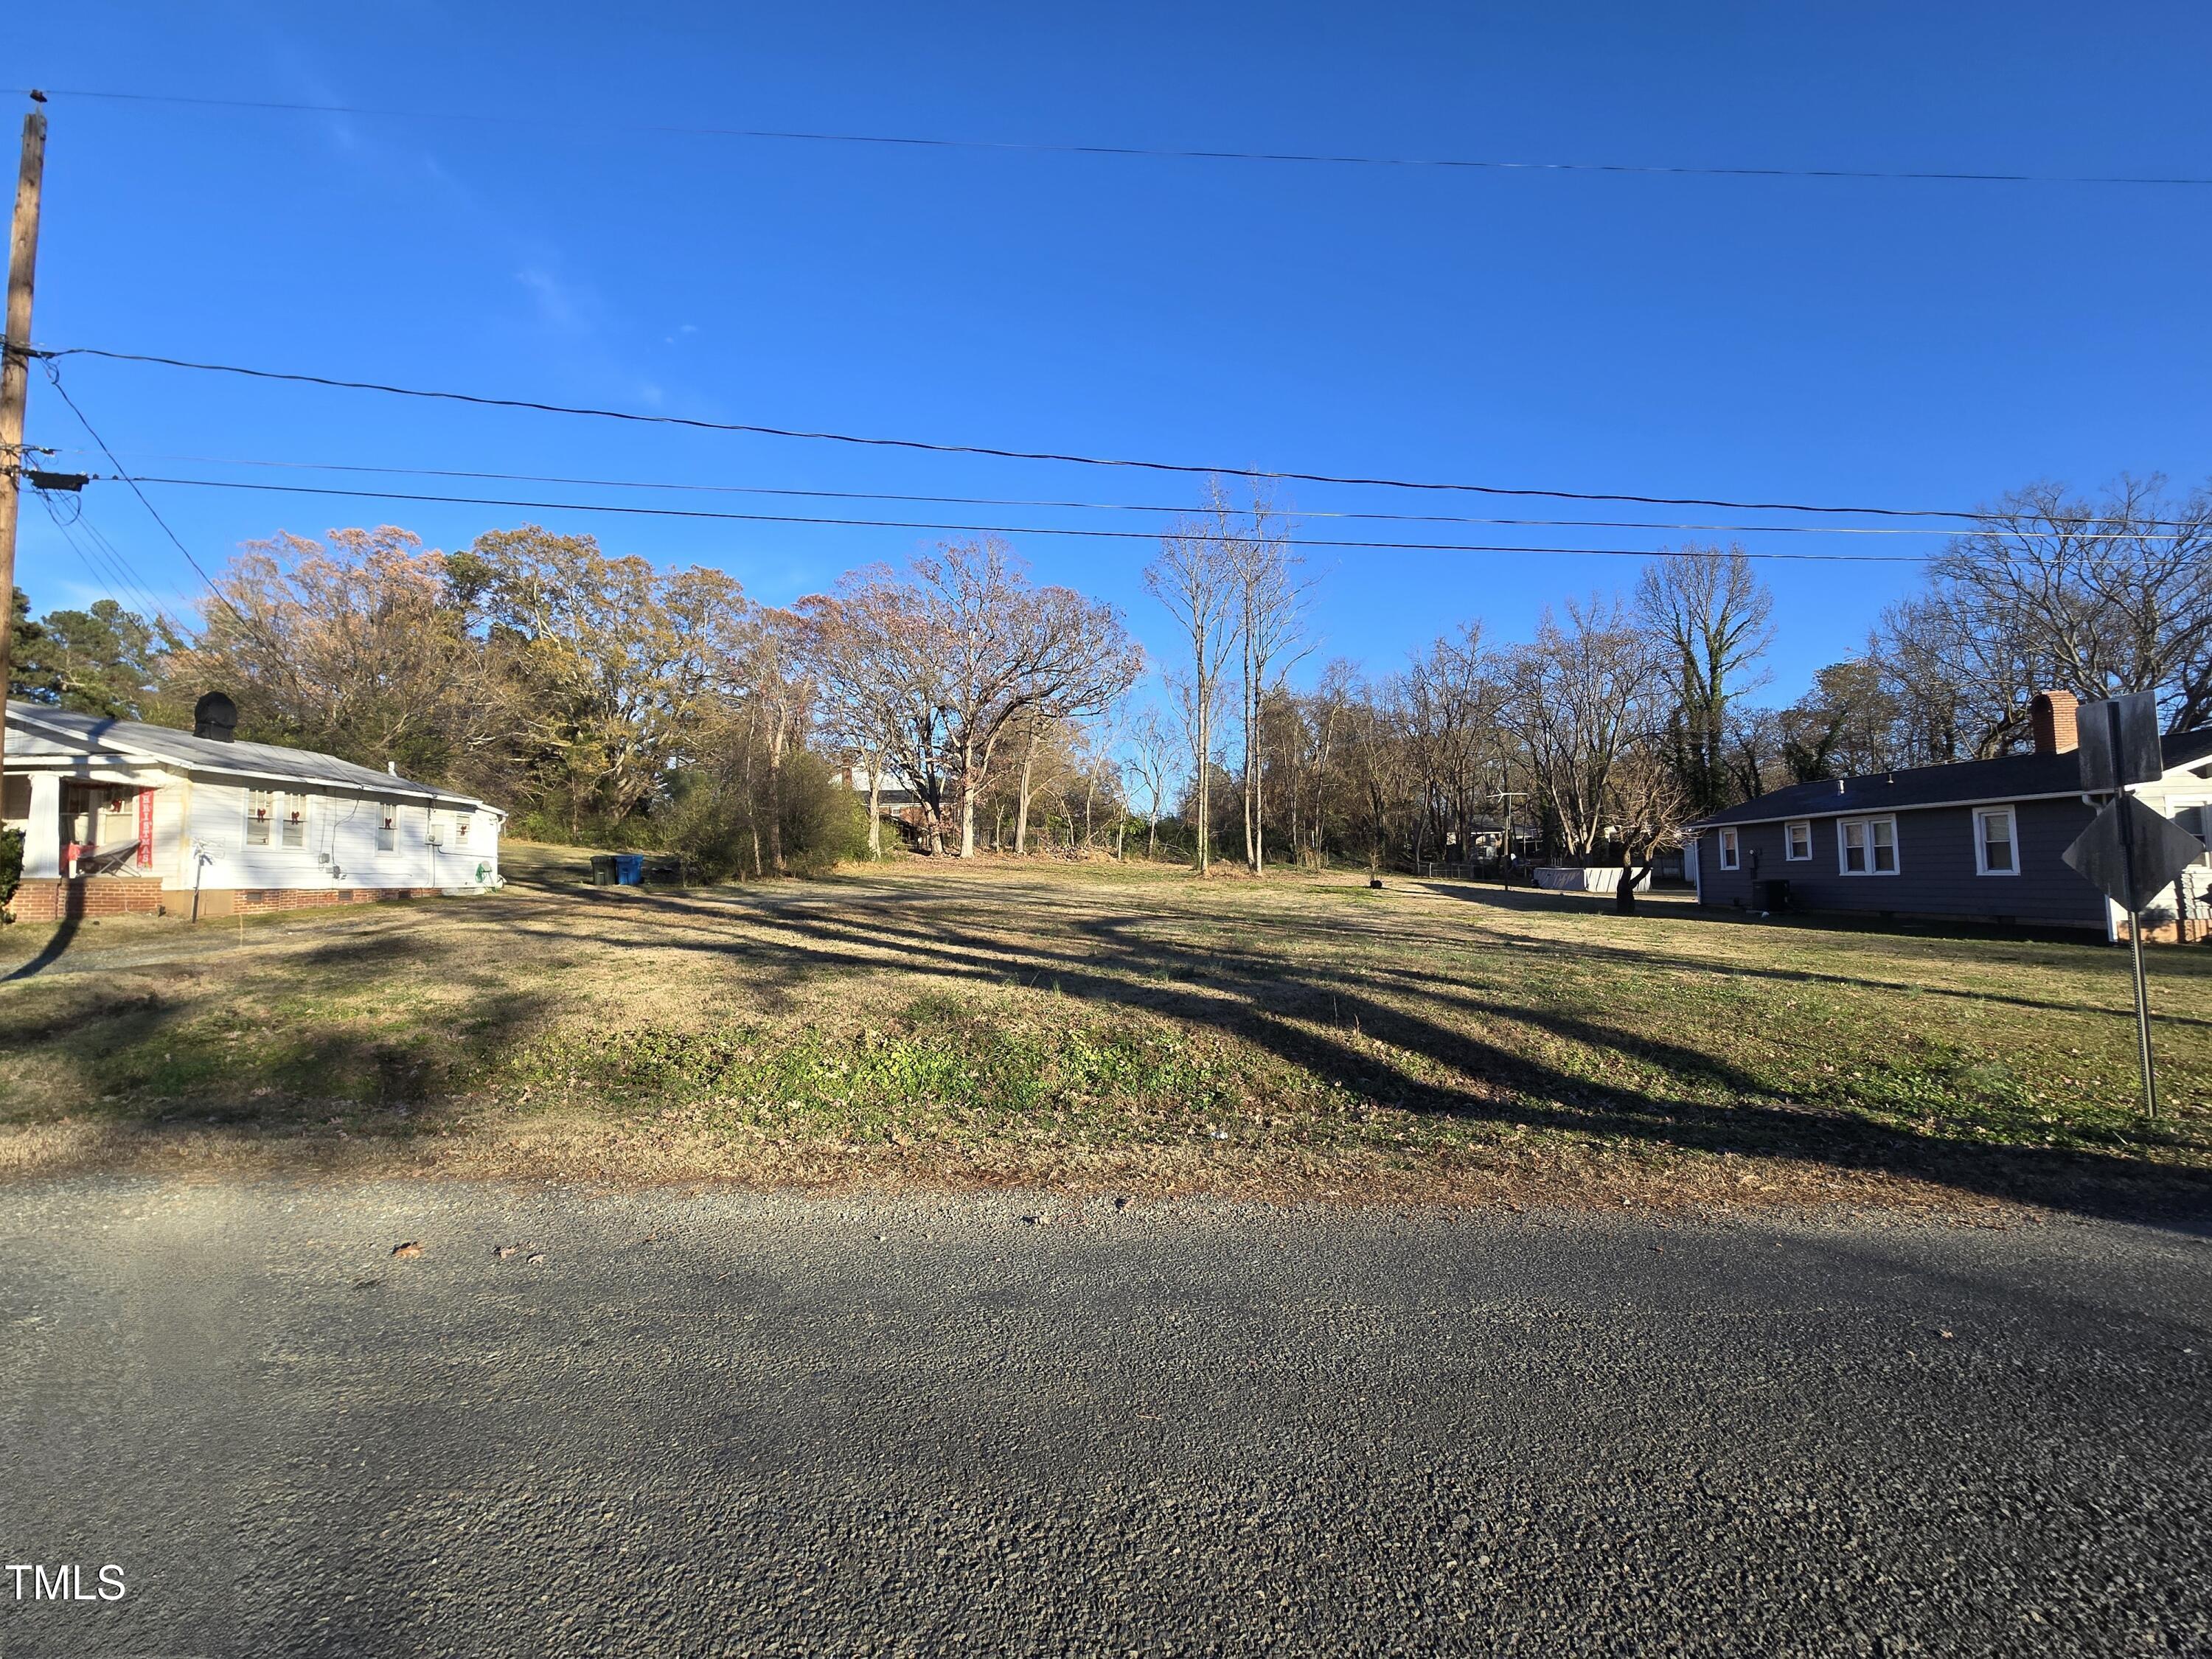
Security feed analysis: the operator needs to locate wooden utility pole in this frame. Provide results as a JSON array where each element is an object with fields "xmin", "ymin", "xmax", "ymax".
[{"xmin": 0, "ymin": 94, "xmax": 48, "ymax": 812}]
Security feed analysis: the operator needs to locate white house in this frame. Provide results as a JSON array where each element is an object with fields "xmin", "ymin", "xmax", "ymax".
[{"xmin": 3, "ymin": 696, "xmax": 503, "ymax": 922}]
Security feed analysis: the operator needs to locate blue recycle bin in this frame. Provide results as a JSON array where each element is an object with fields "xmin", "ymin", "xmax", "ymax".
[{"xmin": 614, "ymin": 853, "xmax": 645, "ymax": 886}]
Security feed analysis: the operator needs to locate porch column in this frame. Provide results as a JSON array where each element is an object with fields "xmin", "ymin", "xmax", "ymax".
[{"xmin": 23, "ymin": 774, "xmax": 62, "ymax": 880}]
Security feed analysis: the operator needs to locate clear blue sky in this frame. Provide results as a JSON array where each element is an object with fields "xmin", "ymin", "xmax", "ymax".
[{"xmin": 13, "ymin": 1, "xmax": 2211, "ymax": 705}]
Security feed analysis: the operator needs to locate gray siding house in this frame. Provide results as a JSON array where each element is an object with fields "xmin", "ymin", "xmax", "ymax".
[{"xmin": 1685, "ymin": 692, "xmax": 2212, "ymax": 940}]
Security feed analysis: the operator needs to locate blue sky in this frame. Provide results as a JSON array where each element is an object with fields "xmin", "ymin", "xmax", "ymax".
[{"xmin": 12, "ymin": 1, "xmax": 2212, "ymax": 706}]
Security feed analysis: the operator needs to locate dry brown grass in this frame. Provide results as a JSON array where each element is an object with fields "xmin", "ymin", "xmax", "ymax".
[{"xmin": 4, "ymin": 844, "xmax": 2209, "ymax": 1217}]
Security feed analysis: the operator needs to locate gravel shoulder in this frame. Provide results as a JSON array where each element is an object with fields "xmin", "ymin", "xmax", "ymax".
[{"xmin": 2, "ymin": 1178, "xmax": 2207, "ymax": 1657}]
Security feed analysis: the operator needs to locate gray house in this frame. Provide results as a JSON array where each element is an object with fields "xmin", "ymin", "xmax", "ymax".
[{"xmin": 1685, "ymin": 692, "xmax": 2212, "ymax": 941}]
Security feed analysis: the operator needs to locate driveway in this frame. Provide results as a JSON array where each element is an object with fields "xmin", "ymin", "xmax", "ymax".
[{"xmin": 1, "ymin": 1180, "xmax": 2207, "ymax": 1656}]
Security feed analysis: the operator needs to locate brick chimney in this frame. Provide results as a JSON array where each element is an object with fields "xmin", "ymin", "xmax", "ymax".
[{"xmin": 2031, "ymin": 689, "xmax": 2079, "ymax": 755}]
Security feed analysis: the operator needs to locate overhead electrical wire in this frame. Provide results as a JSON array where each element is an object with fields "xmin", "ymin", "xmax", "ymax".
[
  {"xmin": 113, "ymin": 472, "xmax": 1931, "ymax": 563},
  {"xmin": 39, "ymin": 344, "xmax": 2035, "ymax": 524},
  {"xmin": 10, "ymin": 86, "xmax": 2211, "ymax": 188},
  {"xmin": 79, "ymin": 449, "xmax": 1985, "ymax": 538},
  {"xmin": 38, "ymin": 362, "xmax": 255, "ymax": 628},
  {"xmin": 36, "ymin": 489, "xmax": 168, "ymax": 622}
]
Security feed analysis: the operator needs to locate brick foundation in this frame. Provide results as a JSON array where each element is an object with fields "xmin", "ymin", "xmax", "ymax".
[
  {"xmin": 2117, "ymin": 915, "xmax": 2212, "ymax": 945},
  {"xmin": 230, "ymin": 886, "xmax": 441, "ymax": 914},
  {"xmin": 3, "ymin": 881, "xmax": 448, "ymax": 923},
  {"xmin": 5, "ymin": 877, "xmax": 167, "ymax": 922}
]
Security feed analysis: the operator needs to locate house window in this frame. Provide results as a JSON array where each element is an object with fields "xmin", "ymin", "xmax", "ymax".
[
  {"xmin": 246, "ymin": 789, "xmax": 274, "ymax": 846},
  {"xmin": 1717, "ymin": 828, "xmax": 1740, "ymax": 871},
  {"xmin": 453, "ymin": 813, "xmax": 470, "ymax": 847},
  {"xmin": 377, "ymin": 801, "xmax": 398, "ymax": 853},
  {"xmin": 1975, "ymin": 807, "xmax": 2018, "ymax": 875},
  {"xmin": 281, "ymin": 793, "xmax": 307, "ymax": 849},
  {"xmin": 1784, "ymin": 820, "xmax": 1812, "ymax": 861},
  {"xmin": 1838, "ymin": 815, "xmax": 1899, "ymax": 875},
  {"xmin": 2172, "ymin": 801, "xmax": 2212, "ymax": 865}
]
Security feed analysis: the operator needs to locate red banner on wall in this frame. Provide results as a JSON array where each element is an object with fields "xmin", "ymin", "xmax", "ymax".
[{"xmin": 136, "ymin": 788, "xmax": 154, "ymax": 869}]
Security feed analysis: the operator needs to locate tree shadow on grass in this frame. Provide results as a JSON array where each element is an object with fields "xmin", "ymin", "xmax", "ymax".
[
  {"xmin": 10, "ymin": 877, "xmax": 2207, "ymax": 1225},
  {"xmin": 1413, "ymin": 880, "xmax": 2212, "ymax": 1032},
  {"xmin": 509, "ymin": 883, "xmax": 2212, "ymax": 1226}
]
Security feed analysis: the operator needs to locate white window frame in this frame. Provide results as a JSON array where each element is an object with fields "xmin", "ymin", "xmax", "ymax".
[
  {"xmin": 2169, "ymin": 797, "xmax": 2212, "ymax": 866},
  {"xmin": 1837, "ymin": 814, "xmax": 1899, "ymax": 877},
  {"xmin": 1784, "ymin": 820, "xmax": 1812, "ymax": 862},
  {"xmin": 246, "ymin": 788, "xmax": 274, "ymax": 846},
  {"xmin": 1973, "ymin": 805, "xmax": 2020, "ymax": 877},
  {"xmin": 453, "ymin": 812, "xmax": 470, "ymax": 847},
  {"xmin": 376, "ymin": 801, "xmax": 399, "ymax": 853},
  {"xmin": 279, "ymin": 791, "xmax": 308, "ymax": 849},
  {"xmin": 1717, "ymin": 827, "xmax": 1740, "ymax": 871}
]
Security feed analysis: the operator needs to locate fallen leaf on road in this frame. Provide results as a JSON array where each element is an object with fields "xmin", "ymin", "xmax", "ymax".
[
  {"xmin": 391, "ymin": 1242, "xmax": 422, "ymax": 1259},
  {"xmin": 526, "ymin": 1252, "xmax": 546, "ymax": 1265},
  {"xmin": 493, "ymin": 1245, "xmax": 516, "ymax": 1259}
]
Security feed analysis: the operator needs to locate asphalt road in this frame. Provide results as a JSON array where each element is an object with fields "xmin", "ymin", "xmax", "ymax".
[{"xmin": 1, "ymin": 1181, "xmax": 2207, "ymax": 1658}]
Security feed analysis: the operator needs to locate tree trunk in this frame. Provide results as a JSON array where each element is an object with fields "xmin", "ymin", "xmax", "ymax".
[
  {"xmin": 959, "ymin": 737, "xmax": 979, "ymax": 857},
  {"xmin": 866, "ymin": 763, "xmax": 883, "ymax": 860},
  {"xmin": 1194, "ymin": 700, "xmax": 1211, "ymax": 874},
  {"xmin": 1615, "ymin": 844, "xmax": 1640, "ymax": 914},
  {"xmin": 1015, "ymin": 723, "xmax": 1040, "ymax": 855},
  {"xmin": 1147, "ymin": 810, "xmax": 1159, "ymax": 860},
  {"xmin": 766, "ymin": 712, "xmax": 788, "ymax": 875}
]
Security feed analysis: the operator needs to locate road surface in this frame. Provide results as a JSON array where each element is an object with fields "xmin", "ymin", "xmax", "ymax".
[{"xmin": 2, "ymin": 1179, "xmax": 2207, "ymax": 1656}]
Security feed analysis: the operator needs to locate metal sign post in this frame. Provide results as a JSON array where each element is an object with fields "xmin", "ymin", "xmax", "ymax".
[{"xmin": 2062, "ymin": 695, "xmax": 2200, "ymax": 1118}]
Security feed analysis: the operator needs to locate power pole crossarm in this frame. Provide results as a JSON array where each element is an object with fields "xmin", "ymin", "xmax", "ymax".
[{"xmin": 0, "ymin": 97, "xmax": 49, "ymax": 814}]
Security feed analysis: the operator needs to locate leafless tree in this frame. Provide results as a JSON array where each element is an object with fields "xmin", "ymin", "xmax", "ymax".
[
  {"xmin": 1502, "ymin": 597, "xmax": 1667, "ymax": 861},
  {"xmin": 915, "ymin": 540, "xmax": 1140, "ymax": 858},
  {"xmin": 1146, "ymin": 517, "xmax": 1242, "ymax": 874},
  {"xmin": 1221, "ymin": 481, "xmax": 1311, "ymax": 874},
  {"xmin": 1637, "ymin": 547, "xmax": 1773, "ymax": 814},
  {"xmin": 1879, "ymin": 476, "xmax": 2212, "ymax": 749},
  {"xmin": 1124, "ymin": 703, "xmax": 1178, "ymax": 859}
]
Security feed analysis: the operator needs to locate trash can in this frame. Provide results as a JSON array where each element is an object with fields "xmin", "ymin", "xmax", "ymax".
[
  {"xmin": 590, "ymin": 854, "xmax": 617, "ymax": 887},
  {"xmin": 1754, "ymin": 877, "xmax": 1791, "ymax": 914},
  {"xmin": 614, "ymin": 853, "xmax": 645, "ymax": 886}
]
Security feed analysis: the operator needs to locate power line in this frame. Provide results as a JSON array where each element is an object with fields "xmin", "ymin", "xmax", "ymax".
[
  {"xmin": 38, "ymin": 362, "xmax": 250, "ymax": 625},
  {"xmin": 40, "ymin": 344, "xmax": 2011, "ymax": 524},
  {"xmin": 13, "ymin": 86, "xmax": 2212, "ymax": 188},
  {"xmin": 78, "ymin": 448, "xmax": 1982, "ymax": 538},
  {"xmin": 36, "ymin": 493, "xmax": 172, "ymax": 622},
  {"xmin": 114, "ymin": 471, "xmax": 1932, "ymax": 563}
]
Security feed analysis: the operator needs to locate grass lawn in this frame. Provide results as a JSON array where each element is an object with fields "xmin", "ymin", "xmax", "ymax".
[{"xmin": 3, "ymin": 842, "xmax": 2210, "ymax": 1216}]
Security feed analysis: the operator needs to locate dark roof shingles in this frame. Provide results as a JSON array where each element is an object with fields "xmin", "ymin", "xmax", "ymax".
[{"xmin": 1690, "ymin": 726, "xmax": 2212, "ymax": 828}]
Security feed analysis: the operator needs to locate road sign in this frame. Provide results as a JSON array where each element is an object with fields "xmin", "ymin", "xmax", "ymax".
[
  {"xmin": 2075, "ymin": 692, "xmax": 2163, "ymax": 792},
  {"xmin": 2062, "ymin": 793, "xmax": 2206, "ymax": 914},
  {"xmin": 2061, "ymin": 780, "xmax": 2201, "ymax": 1120}
]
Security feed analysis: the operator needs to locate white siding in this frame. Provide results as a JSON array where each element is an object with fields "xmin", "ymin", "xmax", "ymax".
[{"xmin": 174, "ymin": 777, "xmax": 501, "ymax": 894}]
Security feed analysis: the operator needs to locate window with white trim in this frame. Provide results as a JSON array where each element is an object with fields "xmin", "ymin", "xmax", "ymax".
[
  {"xmin": 1717, "ymin": 827, "xmax": 1740, "ymax": 870},
  {"xmin": 246, "ymin": 788, "xmax": 274, "ymax": 846},
  {"xmin": 2171, "ymin": 799, "xmax": 2212, "ymax": 866},
  {"xmin": 280, "ymin": 792, "xmax": 307, "ymax": 849},
  {"xmin": 1784, "ymin": 820, "xmax": 1812, "ymax": 861},
  {"xmin": 377, "ymin": 801, "xmax": 398, "ymax": 853},
  {"xmin": 453, "ymin": 812, "xmax": 470, "ymax": 847},
  {"xmin": 1974, "ymin": 806, "xmax": 2018, "ymax": 875},
  {"xmin": 1837, "ymin": 815, "xmax": 1898, "ymax": 875}
]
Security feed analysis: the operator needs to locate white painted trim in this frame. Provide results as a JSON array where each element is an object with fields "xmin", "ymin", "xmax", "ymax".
[
  {"xmin": 1972, "ymin": 804, "xmax": 2020, "ymax": 876},
  {"xmin": 1783, "ymin": 819, "xmax": 1812, "ymax": 861},
  {"xmin": 1717, "ymin": 827, "xmax": 1740, "ymax": 870},
  {"xmin": 1836, "ymin": 813, "xmax": 1900, "ymax": 877}
]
